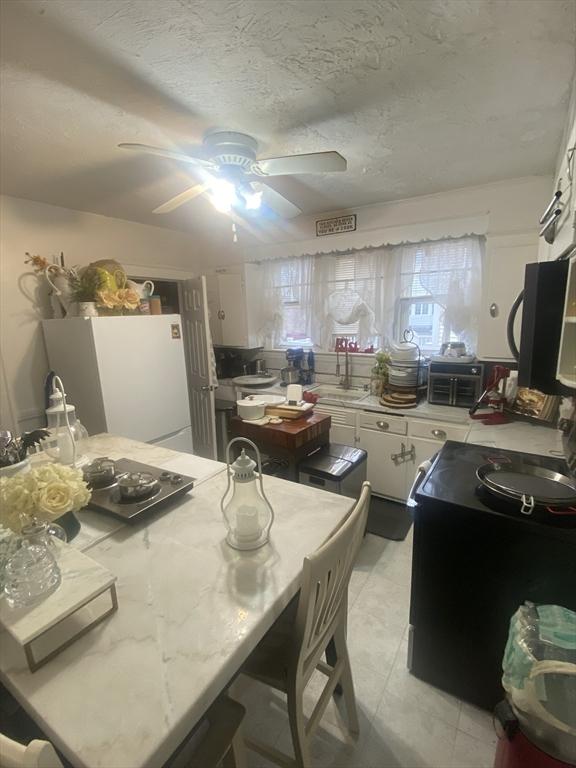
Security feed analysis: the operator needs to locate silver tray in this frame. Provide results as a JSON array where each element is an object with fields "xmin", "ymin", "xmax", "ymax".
[{"xmin": 476, "ymin": 462, "xmax": 576, "ymax": 507}]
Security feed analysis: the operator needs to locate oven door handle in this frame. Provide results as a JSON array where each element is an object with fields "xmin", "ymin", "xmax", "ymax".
[{"xmin": 407, "ymin": 459, "xmax": 433, "ymax": 508}]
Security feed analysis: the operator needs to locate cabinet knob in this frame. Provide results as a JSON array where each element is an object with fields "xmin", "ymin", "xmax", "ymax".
[
  {"xmin": 217, "ymin": 310, "xmax": 225, "ymax": 320},
  {"xmin": 376, "ymin": 420, "xmax": 389, "ymax": 431},
  {"xmin": 431, "ymin": 429, "xmax": 447, "ymax": 439},
  {"xmin": 489, "ymin": 302, "xmax": 499, "ymax": 318}
]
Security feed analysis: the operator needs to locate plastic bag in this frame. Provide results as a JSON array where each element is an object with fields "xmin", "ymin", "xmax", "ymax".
[{"xmin": 502, "ymin": 602, "xmax": 576, "ymax": 763}]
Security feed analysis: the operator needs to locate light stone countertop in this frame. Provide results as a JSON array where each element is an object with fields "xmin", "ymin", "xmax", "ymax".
[
  {"xmin": 465, "ymin": 419, "xmax": 564, "ymax": 457},
  {"xmin": 1, "ymin": 441, "xmax": 355, "ymax": 768},
  {"xmin": 229, "ymin": 384, "xmax": 565, "ymax": 459}
]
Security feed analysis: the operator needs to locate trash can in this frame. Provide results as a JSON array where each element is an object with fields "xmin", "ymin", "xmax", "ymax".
[
  {"xmin": 298, "ymin": 443, "xmax": 367, "ymax": 498},
  {"xmin": 494, "ymin": 603, "xmax": 576, "ymax": 768}
]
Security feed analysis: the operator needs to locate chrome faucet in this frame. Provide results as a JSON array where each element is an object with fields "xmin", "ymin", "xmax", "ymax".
[{"xmin": 340, "ymin": 341, "xmax": 352, "ymax": 389}]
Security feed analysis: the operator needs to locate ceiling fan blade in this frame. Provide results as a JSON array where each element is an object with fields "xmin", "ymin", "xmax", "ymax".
[
  {"xmin": 254, "ymin": 182, "xmax": 302, "ymax": 219},
  {"xmin": 253, "ymin": 151, "xmax": 347, "ymax": 177},
  {"xmin": 152, "ymin": 183, "xmax": 209, "ymax": 214},
  {"xmin": 118, "ymin": 143, "xmax": 214, "ymax": 168}
]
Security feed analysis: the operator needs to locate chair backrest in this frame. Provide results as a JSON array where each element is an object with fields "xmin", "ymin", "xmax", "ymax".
[
  {"xmin": 292, "ymin": 481, "xmax": 371, "ymax": 680},
  {"xmin": 0, "ymin": 734, "xmax": 63, "ymax": 768}
]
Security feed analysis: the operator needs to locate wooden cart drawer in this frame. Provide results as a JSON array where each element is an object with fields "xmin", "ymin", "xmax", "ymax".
[
  {"xmin": 409, "ymin": 419, "xmax": 469, "ymax": 442},
  {"xmin": 359, "ymin": 411, "xmax": 407, "ymax": 435}
]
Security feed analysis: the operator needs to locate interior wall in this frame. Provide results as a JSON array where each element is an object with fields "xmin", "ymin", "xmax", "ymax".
[
  {"xmin": 539, "ymin": 74, "xmax": 576, "ymax": 261},
  {"xmin": 224, "ymin": 175, "xmax": 552, "ymax": 264},
  {"xmin": 0, "ymin": 194, "xmax": 206, "ymax": 432}
]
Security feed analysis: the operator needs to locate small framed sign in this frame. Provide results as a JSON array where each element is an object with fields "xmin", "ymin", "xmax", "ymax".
[{"xmin": 316, "ymin": 214, "xmax": 357, "ymax": 237}]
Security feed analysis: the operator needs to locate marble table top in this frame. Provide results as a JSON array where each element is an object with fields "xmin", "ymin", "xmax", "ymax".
[
  {"xmin": 1, "ymin": 445, "xmax": 354, "ymax": 768},
  {"xmin": 44, "ymin": 434, "xmax": 227, "ymax": 553}
]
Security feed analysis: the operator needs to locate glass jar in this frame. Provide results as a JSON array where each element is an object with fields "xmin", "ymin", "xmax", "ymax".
[{"xmin": 4, "ymin": 539, "xmax": 61, "ymax": 608}]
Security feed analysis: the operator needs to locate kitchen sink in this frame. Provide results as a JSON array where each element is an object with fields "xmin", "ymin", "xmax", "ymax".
[{"xmin": 312, "ymin": 387, "xmax": 368, "ymax": 404}]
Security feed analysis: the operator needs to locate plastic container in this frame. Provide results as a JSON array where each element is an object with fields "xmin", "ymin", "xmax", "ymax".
[{"xmin": 149, "ymin": 295, "xmax": 162, "ymax": 315}]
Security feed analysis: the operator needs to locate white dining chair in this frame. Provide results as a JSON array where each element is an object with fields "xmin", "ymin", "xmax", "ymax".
[
  {"xmin": 187, "ymin": 696, "xmax": 247, "ymax": 768},
  {"xmin": 241, "ymin": 481, "xmax": 371, "ymax": 767},
  {"xmin": 0, "ymin": 734, "xmax": 63, "ymax": 768}
]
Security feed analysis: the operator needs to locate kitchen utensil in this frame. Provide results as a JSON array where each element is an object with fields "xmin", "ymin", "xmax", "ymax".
[
  {"xmin": 280, "ymin": 366, "xmax": 301, "ymax": 385},
  {"xmin": 86, "ymin": 458, "xmax": 194, "ymax": 521},
  {"xmin": 476, "ymin": 462, "xmax": 576, "ymax": 515},
  {"xmin": 236, "ymin": 397, "xmax": 266, "ymax": 420},
  {"xmin": 440, "ymin": 342, "xmax": 467, "ymax": 357},
  {"xmin": 126, "ymin": 279, "xmax": 155, "ymax": 300},
  {"xmin": 469, "ymin": 365, "xmax": 510, "ymax": 418},
  {"xmin": 118, "ymin": 472, "xmax": 159, "ymax": 500},
  {"xmin": 265, "ymin": 402, "xmax": 314, "ymax": 419},
  {"xmin": 232, "ymin": 374, "xmax": 279, "ymax": 387},
  {"xmin": 286, "ymin": 384, "xmax": 303, "ymax": 404},
  {"xmin": 83, "ymin": 458, "xmax": 117, "ymax": 488}
]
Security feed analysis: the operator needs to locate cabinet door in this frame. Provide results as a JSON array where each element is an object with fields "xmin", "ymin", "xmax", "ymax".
[
  {"xmin": 218, "ymin": 273, "xmax": 248, "ymax": 346},
  {"xmin": 478, "ymin": 234, "xmax": 538, "ymax": 361},
  {"xmin": 330, "ymin": 424, "xmax": 356, "ymax": 446},
  {"xmin": 205, "ymin": 273, "xmax": 222, "ymax": 345},
  {"xmin": 358, "ymin": 428, "xmax": 407, "ymax": 500}
]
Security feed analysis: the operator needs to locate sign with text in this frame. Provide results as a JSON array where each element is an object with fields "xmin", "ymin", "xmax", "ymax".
[{"xmin": 316, "ymin": 214, "xmax": 357, "ymax": 237}]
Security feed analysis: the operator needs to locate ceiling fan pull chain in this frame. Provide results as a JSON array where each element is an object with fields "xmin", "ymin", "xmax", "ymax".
[{"xmin": 232, "ymin": 222, "xmax": 238, "ymax": 243}]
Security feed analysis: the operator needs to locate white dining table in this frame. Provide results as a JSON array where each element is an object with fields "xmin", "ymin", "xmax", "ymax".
[{"xmin": 0, "ymin": 436, "xmax": 355, "ymax": 768}]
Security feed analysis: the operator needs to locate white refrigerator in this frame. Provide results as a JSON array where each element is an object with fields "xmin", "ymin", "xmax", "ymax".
[{"xmin": 42, "ymin": 315, "xmax": 194, "ymax": 452}]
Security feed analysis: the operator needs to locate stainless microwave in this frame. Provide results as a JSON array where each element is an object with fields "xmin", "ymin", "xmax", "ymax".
[{"xmin": 427, "ymin": 362, "xmax": 484, "ymax": 408}]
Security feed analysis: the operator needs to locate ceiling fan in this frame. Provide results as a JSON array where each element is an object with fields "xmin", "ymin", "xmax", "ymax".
[{"xmin": 118, "ymin": 131, "xmax": 347, "ymax": 220}]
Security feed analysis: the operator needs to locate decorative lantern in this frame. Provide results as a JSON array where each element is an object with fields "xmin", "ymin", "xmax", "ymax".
[{"xmin": 221, "ymin": 438, "xmax": 274, "ymax": 551}]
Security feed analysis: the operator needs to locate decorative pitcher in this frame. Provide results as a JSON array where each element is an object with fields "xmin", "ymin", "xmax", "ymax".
[{"xmin": 126, "ymin": 279, "xmax": 155, "ymax": 299}]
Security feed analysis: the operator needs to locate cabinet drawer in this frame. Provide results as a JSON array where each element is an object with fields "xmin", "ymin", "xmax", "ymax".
[
  {"xmin": 314, "ymin": 405, "xmax": 356, "ymax": 427},
  {"xmin": 409, "ymin": 419, "xmax": 469, "ymax": 443},
  {"xmin": 359, "ymin": 411, "xmax": 407, "ymax": 435}
]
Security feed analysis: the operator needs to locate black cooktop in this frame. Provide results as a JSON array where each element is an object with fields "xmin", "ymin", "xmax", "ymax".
[{"xmin": 416, "ymin": 441, "xmax": 576, "ymax": 532}]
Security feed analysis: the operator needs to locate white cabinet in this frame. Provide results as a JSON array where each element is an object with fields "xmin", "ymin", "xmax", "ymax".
[
  {"xmin": 357, "ymin": 427, "xmax": 408, "ymax": 500},
  {"xmin": 556, "ymin": 253, "xmax": 576, "ymax": 388},
  {"xmin": 206, "ymin": 265, "xmax": 264, "ymax": 348},
  {"xmin": 478, "ymin": 233, "xmax": 539, "ymax": 361},
  {"xmin": 315, "ymin": 404, "xmax": 357, "ymax": 445}
]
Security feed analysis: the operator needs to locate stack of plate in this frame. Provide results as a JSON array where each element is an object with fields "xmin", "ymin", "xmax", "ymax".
[{"xmin": 388, "ymin": 346, "xmax": 428, "ymax": 389}]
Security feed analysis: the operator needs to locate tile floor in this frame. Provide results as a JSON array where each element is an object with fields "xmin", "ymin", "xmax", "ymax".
[{"xmin": 235, "ymin": 530, "xmax": 498, "ymax": 768}]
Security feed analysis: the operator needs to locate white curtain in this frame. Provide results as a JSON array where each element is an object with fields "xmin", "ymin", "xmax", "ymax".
[
  {"xmin": 389, "ymin": 236, "xmax": 483, "ymax": 351},
  {"xmin": 258, "ymin": 236, "xmax": 484, "ymax": 351}
]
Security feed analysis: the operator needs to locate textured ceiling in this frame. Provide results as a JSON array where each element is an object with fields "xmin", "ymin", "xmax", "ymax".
[{"xmin": 1, "ymin": 0, "xmax": 575, "ymax": 242}]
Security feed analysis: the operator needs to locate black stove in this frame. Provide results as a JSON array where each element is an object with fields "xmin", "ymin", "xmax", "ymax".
[
  {"xmin": 408, "ymin": 441, "xmax": 576, "ymax": 711},
  {"xmin": 417, "ymin": 440, "xmax": 576, "ymax": 531}
]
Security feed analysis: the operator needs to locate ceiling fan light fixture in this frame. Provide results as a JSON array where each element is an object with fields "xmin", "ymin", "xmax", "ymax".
[
  {"xmin": 209, "ymin": 178, "xmax": 237, "ymax": 213},
  {"xmin": 244, "ymin": 189, "xmax": 263, "ymax": 211}
]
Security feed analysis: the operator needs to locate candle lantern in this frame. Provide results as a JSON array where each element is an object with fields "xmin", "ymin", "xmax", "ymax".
[{"xmin": 221, "ymin": 438, "xmax": 274, "ymax": 551}]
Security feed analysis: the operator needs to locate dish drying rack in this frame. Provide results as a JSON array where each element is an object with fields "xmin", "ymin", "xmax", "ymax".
[{"xmin": 380, "ymin": 330, "xmax": 428, "ymax": 409}]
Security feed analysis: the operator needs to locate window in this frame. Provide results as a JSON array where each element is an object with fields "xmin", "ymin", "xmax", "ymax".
[
  {"xmin": 329, "ymin": 254, "xmax": 379, "ymax": 349},
  {"xmin": 395, "ymin": 238, "xmax": 481, "ymax": 353},
  {"xmin": 261, "ymin": 236, "xmax": 483, "ymax": 352}
]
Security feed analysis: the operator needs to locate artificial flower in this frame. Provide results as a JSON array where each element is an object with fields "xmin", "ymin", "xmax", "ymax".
[
  {"xmin": 116, "ymin": 288, "xmax": 140, "ymax": 310},
  {"xmin": 96, "ymin": 288, "xmax": 121, "ymax": 309},
  {"xmin": 0, "ymin": 464, "xmax": 91, "ymax": 533}
]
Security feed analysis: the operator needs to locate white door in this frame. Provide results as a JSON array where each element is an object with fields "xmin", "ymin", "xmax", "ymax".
[
  {"xmin": 218, "ymin": 273, "xmax": 248, "ymax": 346},
  {"xmin": 181, "ymin": 277, "xmax": 217, "ymax": 460},
  {"xmin": 357, "ymin": 428, "xmax": 407, "ymax": 500}
]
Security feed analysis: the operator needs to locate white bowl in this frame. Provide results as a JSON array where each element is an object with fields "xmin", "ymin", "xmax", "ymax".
[{"xmin": 236, "ymin": 398, "xmax": 266, "ymax": 420}]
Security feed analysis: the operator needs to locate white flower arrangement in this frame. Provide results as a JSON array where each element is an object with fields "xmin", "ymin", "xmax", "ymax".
[{"xmin": 0, "ymin": 464, "xmax": 91, "ymax": 533}]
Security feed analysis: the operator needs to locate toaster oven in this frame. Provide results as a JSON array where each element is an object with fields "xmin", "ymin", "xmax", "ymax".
[{"xmin": 427, "ymin": 362, "xmax": 484, "ymax": 408}]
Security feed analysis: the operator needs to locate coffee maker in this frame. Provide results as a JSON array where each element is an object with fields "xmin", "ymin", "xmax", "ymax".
[{"xmin": 280, "ymin": 348, "xmax": 315, "ymax": 386}]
